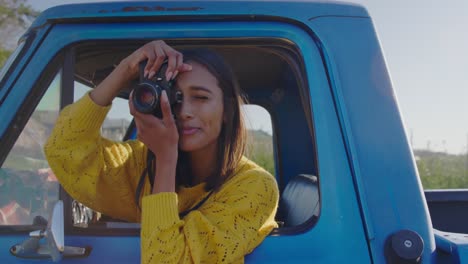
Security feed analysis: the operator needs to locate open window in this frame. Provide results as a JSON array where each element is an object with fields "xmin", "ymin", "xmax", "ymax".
[
  {"xmin": 0, "ymin": 38, "xmax": 319, "ymax": 236},
  {"xmin": 64, "ymin": 40, "xmax": 319, "ymax": 234}
]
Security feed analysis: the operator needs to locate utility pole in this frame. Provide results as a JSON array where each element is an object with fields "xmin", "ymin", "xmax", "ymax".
[{"xmin": 464, "ymin": 133, "xmax": 468, "ymax": 178}]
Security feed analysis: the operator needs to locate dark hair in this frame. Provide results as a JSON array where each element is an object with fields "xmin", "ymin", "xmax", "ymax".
[{"xmin": 176, "ymin": 48, "xmax": 247, "ymax": 191}]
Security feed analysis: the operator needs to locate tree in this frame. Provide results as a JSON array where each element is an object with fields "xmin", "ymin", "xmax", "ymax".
[
  {"xmin": 0, "ymin": 0, "xmax": 38, "ymax": 69},
  {"xmin": 0, "ymin": 49, "xmax": 12, "ymax": 69}
]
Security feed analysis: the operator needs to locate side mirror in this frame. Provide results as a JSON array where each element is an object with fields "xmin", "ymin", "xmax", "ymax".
[
  {"xmin": 10, "ymin": 200, "xmax": 90, "ymax": 262},
  {"xmin": 26, "ymin": 200, "xmax": 64, "ymax": 261},
  {"xmin": 47, "ymin": 200, "xmax": 65, "ymax": 261}
]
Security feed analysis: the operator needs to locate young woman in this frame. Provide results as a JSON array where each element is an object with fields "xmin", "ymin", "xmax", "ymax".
[{"xmin": 44, "ymin": 40, "xmax": 279, "ymax": 263}]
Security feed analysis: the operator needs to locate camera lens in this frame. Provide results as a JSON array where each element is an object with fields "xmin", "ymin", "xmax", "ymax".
[
  {"xmin": 139, "ymin": 88, "xmax": 155, "ymax": 106},
  {"xmin": 133, "ymin": 84, "xmax": 159, "ymax": 114}
]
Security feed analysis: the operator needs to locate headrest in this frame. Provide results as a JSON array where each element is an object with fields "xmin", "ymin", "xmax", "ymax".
[{"xmin": 278, "ymin": 174, "xmax": 320, "ymax": 227}]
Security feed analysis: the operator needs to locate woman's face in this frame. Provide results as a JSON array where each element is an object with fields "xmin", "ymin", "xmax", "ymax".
[{"xmin": 174, "ymin": 61, "xmax": 224, "ymax": 154}]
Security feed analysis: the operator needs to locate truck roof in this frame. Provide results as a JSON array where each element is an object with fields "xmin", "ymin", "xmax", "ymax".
[{"xmin": 31, "ymin": 0, "xmax": 369, "ymax": 29}]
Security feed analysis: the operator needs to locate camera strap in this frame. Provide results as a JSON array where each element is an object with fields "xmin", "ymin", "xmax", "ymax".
[
  {"xmin": 179, "ymin": 189, "xmax": 214, "ymax": 218},
  {"xmin": 135, "ymin": 150, "xmax": 155, "ymax": 210}
]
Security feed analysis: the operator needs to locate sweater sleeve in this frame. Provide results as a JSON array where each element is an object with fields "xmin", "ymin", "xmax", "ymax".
[
  {"xmin": 44, "ymin": 94, "xmax": 147, "ymax": 222},
  {"xmin": 140, "ymin": 168, "xmax": 279, "ymax": 264}
]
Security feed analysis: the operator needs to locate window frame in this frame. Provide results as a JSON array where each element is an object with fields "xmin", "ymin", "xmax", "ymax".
[
  {"xmin": 63, "ymin": 39, "xmax": 319, "ymax": 237},
  {"xmin": 1, "ymin": 22, "xmax": 322, "ymax": 236},
  {"xmin": 0, "ymin": 31, "xmax": 35, "ymax": 94}
]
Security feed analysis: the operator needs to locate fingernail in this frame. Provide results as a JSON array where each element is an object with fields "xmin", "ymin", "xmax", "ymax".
[
  {"xmin": 172, "ymin": 70, "xmax": 179, "ymax": 80},
  {"xmin": 144, "ymin": 70, "xmax": 148, "ymax": 78},
  {"xmin": 166, "ymin": 71, "xmax": 173, "ymax": 81},
  {"xmin": 148, "ymin": 71, "xmax": 155, "ymax": 79}
]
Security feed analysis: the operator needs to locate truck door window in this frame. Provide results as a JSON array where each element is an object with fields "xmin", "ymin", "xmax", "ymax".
[
  {"xmin": 0, "ymin": 70, "xmax": 61, "ymax": 226},
  {"xmin": 56, "ymin": 41, "xmax": 319, "ymax": 233}
]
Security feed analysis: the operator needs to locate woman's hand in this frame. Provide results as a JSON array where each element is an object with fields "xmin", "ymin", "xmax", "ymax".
[
  {"xmin": 129, "ymin": 90, "xmax": 179, "ymax": 193},
  {"xmin": 90, "ymin": 40, "xmax": 192, "ymax": 106},
  {"xmin": 130, "ymin": 90, "xmax": 179, "ymax": 158},
  {"xmin": 120, "ymin": 40, "xmax": 192, "ymax": 82}
]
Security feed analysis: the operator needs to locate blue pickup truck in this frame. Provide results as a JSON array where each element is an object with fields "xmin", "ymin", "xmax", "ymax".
[{"xmin": 1, "ymin": 1, "xmax": 467, "ymax": 263}]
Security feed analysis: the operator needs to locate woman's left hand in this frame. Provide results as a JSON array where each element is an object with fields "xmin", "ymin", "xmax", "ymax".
[
  {"xmin": 129, "ymin": 90, "xmax": 179, "ymax": 192},
  {"xmin": 130, "ymin": 90, "xmax": 179, "ymax": 158}
]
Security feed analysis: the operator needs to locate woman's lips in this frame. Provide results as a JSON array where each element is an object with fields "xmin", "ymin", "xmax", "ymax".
[{"xmin": 181, "ymin": 127, "xmax": 199, "ymax": 135}]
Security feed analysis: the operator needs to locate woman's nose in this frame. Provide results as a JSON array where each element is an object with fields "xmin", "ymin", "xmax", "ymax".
[{"xmin": 177, "ymin": 99, "xmax": 194, "ymax": 119}]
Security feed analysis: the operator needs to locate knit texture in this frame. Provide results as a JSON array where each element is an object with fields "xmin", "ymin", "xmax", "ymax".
[{"xmin": 44, "ymin": 94, "xmax": 279, "ymax": 263}]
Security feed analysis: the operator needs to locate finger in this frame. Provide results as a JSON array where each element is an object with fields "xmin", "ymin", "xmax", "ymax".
[
  {"xmin": 135, "ymin": 109, "xmax": 159, "ymax": 129},
  {"xmin": 162, "ymin": 47, "xmax": 178, "ymax": 81},
  {"xmin": 125, "ymin": 50, "xmax": 148, "ymax": 78},
  {"xmin": 161, "ymin": 90, "xmax": 175, "ymax": 128},
  {"xmin": 144, "ymin": 49, "xmax": 157, "ymax": 78},
  {"xmin": 173, "ymin": 52, "xmax": 184, "ymax": 79},
  {"xmin": 133, "ymin": 117, "xmax": 143, "ymax": 140},
  {"xmin": 130, "ymin": 91, "xmax": 164, "ymax": 129},
  {"xmin": 129, "ymin": 92, "xmax": 149, "ymax": 119},
  {"xmin": 179, "ymin": 63, "xmax": 193, "ymax": 72},
  {"xmin": 129, "ymin": 92, "xmax": 136, "ymax": 116},
  {"xmin": 130, "ymin": 100, "xmax": 155, "ymax": 127},
  {"xmin": 129, "ymin": 95, "xmax": 153, "ymax": 124},
  {"xmin": 148, "ymin": 45, "xmax": 166, "ymax": 79}
]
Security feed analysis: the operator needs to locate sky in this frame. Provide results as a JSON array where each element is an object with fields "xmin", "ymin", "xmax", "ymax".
[{"xmin": 26, "ymin": 0, "xmax": 468, "ymax": 154}]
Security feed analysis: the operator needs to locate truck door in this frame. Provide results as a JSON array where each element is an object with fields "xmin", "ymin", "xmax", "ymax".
[{"xmin": 0, "ymin": 9, "xmax": 371, "ymax": 263}]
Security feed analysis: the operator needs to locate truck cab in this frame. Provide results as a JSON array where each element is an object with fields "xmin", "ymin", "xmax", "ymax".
[{"xmin": 0, "ymin": 1, "xmax": 466, "ymax": 263}]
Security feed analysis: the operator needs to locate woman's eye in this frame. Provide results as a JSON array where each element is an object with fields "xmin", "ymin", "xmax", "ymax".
[{"xmin": 194, "ymin": 96, "xmax": 208, "ymax": 100}]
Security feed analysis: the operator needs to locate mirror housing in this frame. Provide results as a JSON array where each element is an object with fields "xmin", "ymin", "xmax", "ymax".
[
  {"xmin": 47, "ymin": 200, "xmax": 65, "ymax": 262},
  {"xmin": 10, "ymin": 200, "xmax": 90, "ymax": 261}
]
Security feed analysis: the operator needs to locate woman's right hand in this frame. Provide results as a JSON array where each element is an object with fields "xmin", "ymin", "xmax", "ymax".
[
  {"xmin": 120, "ymin": 40, "xmax": 192, "ymax": 82},
  {"xmin": 90, "ymin": 40, "xmax": 192, "ymax": 106}
]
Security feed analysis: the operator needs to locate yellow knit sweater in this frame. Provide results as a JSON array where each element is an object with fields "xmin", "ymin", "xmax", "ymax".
[{"xmin": 44, "ymin": 94, "xmax": 279, "ymax": 264}]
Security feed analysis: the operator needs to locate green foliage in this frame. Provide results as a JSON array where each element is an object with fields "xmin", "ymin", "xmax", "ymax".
[
  {"xmin": 0, "ymin": 48, "xmax": 12, "ymax": 69},
  {"xmin": 0, "ymin": 0, "xmax": 37, "ymax": 25},
  {"xmin": 415, "ymin": 150, "xmax": 468, "ymax": 189},
  {"xmin": 245, "ymin": 130, "xmax": 275, "ymax": 175},
  {"xmin": 244, "ymin": 132, "xmax": 468, "ymax": 190},
  {"xmin": 0, "ymin": 0, "xmax": 38, "ymax": 70}
]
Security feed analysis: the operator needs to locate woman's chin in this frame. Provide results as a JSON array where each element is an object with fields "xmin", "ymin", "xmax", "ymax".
[{"xmin": 179, "ymin": 141, "xmax": 198, "ymax": 152}]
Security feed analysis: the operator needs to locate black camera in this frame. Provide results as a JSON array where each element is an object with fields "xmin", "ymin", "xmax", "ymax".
[{"xmin": 131, "ymin": 60, "xmax": 182, "ymax": 118}]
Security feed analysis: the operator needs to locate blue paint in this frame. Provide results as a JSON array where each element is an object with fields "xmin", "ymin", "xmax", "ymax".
[{"xmin": 2, "ymin": 1, "xmax": 466, "ymax": 263}]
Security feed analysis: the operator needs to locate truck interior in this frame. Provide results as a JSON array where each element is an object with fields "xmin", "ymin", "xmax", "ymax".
[
  {"xmin": 71, "ymin": 39, "xmax": 321, "ymax": 234},
  {"xmin": 1, "ymin": 39, "xmax": 321, "ymax": 235}
]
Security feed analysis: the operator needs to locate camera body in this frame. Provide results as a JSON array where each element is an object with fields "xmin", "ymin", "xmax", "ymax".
[{"xmin": 131, "ymin": 60, "xmax": 182, "ymax": 118}]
